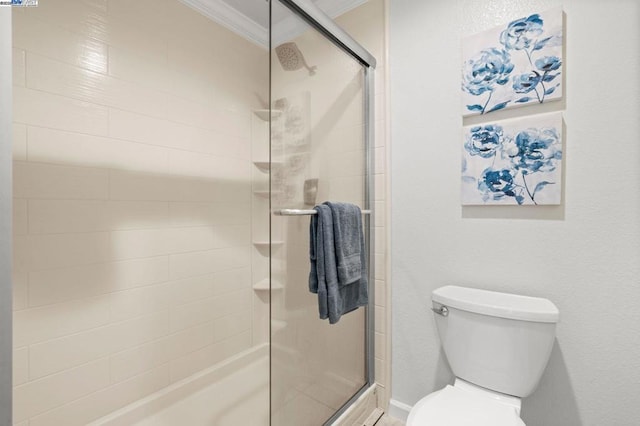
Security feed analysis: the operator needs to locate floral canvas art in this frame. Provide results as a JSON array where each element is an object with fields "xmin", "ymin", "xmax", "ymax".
[
  {"xmin": 461, "ymin": 112, "xmax": 563, "ymax": 205},
  {"xmin": 461, "ymin": 8, "xmax": 563, "ymax": 116}
]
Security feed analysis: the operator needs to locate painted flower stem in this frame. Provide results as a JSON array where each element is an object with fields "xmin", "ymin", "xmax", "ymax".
[
  {"xmin": 525, "ymin": 49, "xmax": 535, "ymax": 69},
  {"xmin": 539, "ymin": 72, "xmax": 548, "ymax": 103},
  {"xmin": 482, "ymin": 91, "xmax": 493, "ymax": 114},
  {"xmin": 533, "ymin": 87, "xmax": 542, "ymax": 103},
  {"xmin": 521, "ymin": 174, "xmax": 538, "ymax": 205},
  {"xmin": 525, "ymin": 49, "xmax": 545, "ymax": 103}
]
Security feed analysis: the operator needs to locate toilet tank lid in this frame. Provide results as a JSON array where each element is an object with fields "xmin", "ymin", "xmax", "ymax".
[{"xmin": 432, "ymin": 286, "xmax": 559, "ymax": 323}]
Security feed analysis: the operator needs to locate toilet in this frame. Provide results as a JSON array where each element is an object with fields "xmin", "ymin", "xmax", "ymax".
[{"xmin": 407, "ymin": 285, "xmax": 559, "ymax": 426}]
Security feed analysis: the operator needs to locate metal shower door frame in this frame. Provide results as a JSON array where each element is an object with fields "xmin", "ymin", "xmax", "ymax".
[
  {"xmin": 0, "ymin": 7, "xmax": 12, "ymax": 426},
  {"xmin": 271, "ymin": 1, "xmax": 377, "ymax": 424}
]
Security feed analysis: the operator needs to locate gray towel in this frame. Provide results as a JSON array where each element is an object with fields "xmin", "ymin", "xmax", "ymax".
[
  {"xmin": 309, "ymin": 202, "xmax": 368, "ymax": 324},
  {"xmin": 309, "ymin": 204, "xmax": 332, "ymax": 319},
  {"xmin": 325, "ymin": 202, "xmax": 362, "ymax": 286}
]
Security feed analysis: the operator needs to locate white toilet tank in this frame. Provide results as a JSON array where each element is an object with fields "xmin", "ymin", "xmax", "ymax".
[{"xmin": 432, "ymin": 286, "xmax": 559, "ymax": 398}]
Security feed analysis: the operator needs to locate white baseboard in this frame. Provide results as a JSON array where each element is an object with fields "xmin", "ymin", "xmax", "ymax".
[{"xmin": 388, "ymin": 398, "xmax": 413, "ymax": 422}]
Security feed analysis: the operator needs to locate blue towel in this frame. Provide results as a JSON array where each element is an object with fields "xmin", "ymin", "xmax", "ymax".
[{"xmin": 309, "ymin": 202, "xmax": 368, "ymax": 324}]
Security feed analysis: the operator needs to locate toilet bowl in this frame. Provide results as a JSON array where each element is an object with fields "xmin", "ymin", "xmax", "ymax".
[
  {"xmin": 407, "ymin": 379, "xmax": 524, "ymax": 426},
  {"xmin": 407, "ymin": 286, "xmax": 559, "ymax": 425}
]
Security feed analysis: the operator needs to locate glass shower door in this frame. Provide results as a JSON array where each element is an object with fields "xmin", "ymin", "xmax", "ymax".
[{"xmin": 270, "ymin": 2, "xmax": 374, "ymax": 424}]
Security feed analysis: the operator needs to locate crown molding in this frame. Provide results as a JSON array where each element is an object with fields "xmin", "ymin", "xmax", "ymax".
[
  {"xmin": 179, "ymin": 0, "xmax": 269, "ymax": 47},
  {"xmin": 180, "ymin": 0, "xmax": 368, "ymax": 48}
]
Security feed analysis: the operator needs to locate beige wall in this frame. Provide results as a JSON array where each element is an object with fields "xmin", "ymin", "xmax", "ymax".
[{"xmin": 11, "ymin": 0, "xmax": 266, "ymax": 424}]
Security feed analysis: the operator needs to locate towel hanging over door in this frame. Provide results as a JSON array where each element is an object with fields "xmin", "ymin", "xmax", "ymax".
[{"xmin": 309, "ymin": 202, "xmax": 368, "ymax": 324}]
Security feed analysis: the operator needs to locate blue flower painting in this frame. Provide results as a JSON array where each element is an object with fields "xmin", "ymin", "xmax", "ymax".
[
  {"xmin": 461, "ymin": 8, "xmax": 563, "ymax": 116},
  {"xmin": 461, "ymin": 112, "xmax": 563, "ymax": 205}
]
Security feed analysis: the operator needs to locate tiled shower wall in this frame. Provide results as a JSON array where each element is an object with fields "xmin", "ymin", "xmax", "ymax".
[{"xmin": 11, "ymin": 0, "xmax": 266, "ymax": 424}]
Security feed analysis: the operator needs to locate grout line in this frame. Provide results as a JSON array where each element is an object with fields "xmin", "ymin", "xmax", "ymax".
[{"xmin": 17, "ymin": 82, "xmax": 251, "ymax": 141}]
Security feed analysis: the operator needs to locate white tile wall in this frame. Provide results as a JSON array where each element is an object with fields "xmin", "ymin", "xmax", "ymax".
[
  {"xmin": 109, "ymin": 284, "xmax": 172, "ymax": 322},
  {"xmin": 12, "ymin": 271, "xmax": 28, "ymax": 311},
  {"xmin": 108, "ymin": 322, "xmax": 213, "ymax": 383},
  {"xmin": 13, "ymin": 161, "xmax": 110, "ymax": 200},
  {"xmin": 108, "ymin": 201, "xmax": 170, "ymax": 230},
  {"xmin": 108, "ymin": 45, "xmax": 171, "ymax": 91},
  {"xmin": 168, "ymin": 331, "xmax": 252, "ymax": 383},
  {"xmin": 169, "ymin": 202, "xmax": 251, "ymax": 226},
  {"xmin": 12, "ymin": 11, "xmax": 110, "ymax": 74},
  {"xmin": 28, "ymin": 126, "xmax": 170, "ymax": 173},
  {"xmin": 13, "ymin": 296, "xmax": 112, "ymax": 347},
  {"xmin": 12, "ymin": 123, "xmax": 26, "ymax": 160},
  {"xmin": 14, "ymin": 87, "xmax": 110, "ymax": 136},
  {"xmin": 168, "ymin": 246, "xmax": 251, "ymax": 280},
  {"xmin": 28, "ymin": 365, "xmax": 170, "ymax": 426},
  {"xmin": 12, "ymin": 0, "xmax": 266, "ymax": 423},
  {"xmin": 14, "ymin": 232, "xmax": 111, "ymax": 272},
  {"xmin": 12, "ymin": 48, "xmax": 26, "ymax": 87},
  {"xmin": 27, "ymin": 53, "xmax": 170, "ymax": 119},
  {"xmin": 169, "ymin": 289, "xmax": 251, "ymax": 333},
  {"xmin": 12, "ymin": 347, "xmax": 29, "ymax": 387},
  {"xmin": 28, "ymin": 311, "xmax": 169, "ymax": 380},
  {"xmin": 12, "ymin": 199, "xmax": 27, "ymax": 236},
  {"xmin": 107, "ymin": 170, "xmax": 172, "ymax": 201},
  {"xmin": 28, "ymin": 256, "xmax": 169, "ymax": 307},
  {"xmin": 13, "ymin": 358, "xmax": 111, "ymax": 422},
  {"xmin": 108, "ymin": 108, "xmax": 215, "ymax": 152}
]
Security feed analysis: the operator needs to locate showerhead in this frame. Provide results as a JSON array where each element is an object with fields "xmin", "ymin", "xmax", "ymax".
[{"xmin": 275, "ymin": 42, "xmax": 317, "ymax": 76}]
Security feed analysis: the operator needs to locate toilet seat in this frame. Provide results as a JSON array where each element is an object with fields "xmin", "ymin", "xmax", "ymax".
[{"xmin": 406, "ymin": 382, "xmax": 525, "ymax": 426}]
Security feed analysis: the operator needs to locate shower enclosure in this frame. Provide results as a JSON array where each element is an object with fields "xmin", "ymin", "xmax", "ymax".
[
  {"xmin": 0, "ymin": 0, "xmax": 376, "ymax": 424},
  {"xmin": 270, "ymin": 1, "xmax": 376, "ymax": 424}
]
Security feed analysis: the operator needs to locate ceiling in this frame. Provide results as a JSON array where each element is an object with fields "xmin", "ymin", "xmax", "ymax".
[{"xmin": 179, "ymin": 0, "xmax": 367, "ymax": 47}]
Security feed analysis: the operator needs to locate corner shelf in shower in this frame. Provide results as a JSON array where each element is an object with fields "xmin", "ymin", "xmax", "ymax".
[
  {"xmin": 252, "ymin": 241, "xmax": 283, "ymax": 249},
  {"xmin": 253, "ymin": 278, "xmax": 284, "ymax": 291},
  {"xmin": 252, "ymin": 161, "xmax": 283, "ymax": 173},
  {"xmin": 252, "ymin": 109, "xmax": 283, "ymax": 122}
]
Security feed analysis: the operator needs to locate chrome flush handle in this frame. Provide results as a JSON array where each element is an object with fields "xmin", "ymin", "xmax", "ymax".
[{"xmin": 431, "ymin": 305, "xmax": 449, "ymax": 317}]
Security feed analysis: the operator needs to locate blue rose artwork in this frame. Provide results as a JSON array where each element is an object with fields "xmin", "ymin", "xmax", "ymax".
[
  {"xmin": 461, "ymin": 8, "xmax": 563, "ymax": 116},
  {"xmin": 461, "ymin": 112, "xmax": 563, "ymax": 205}
]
